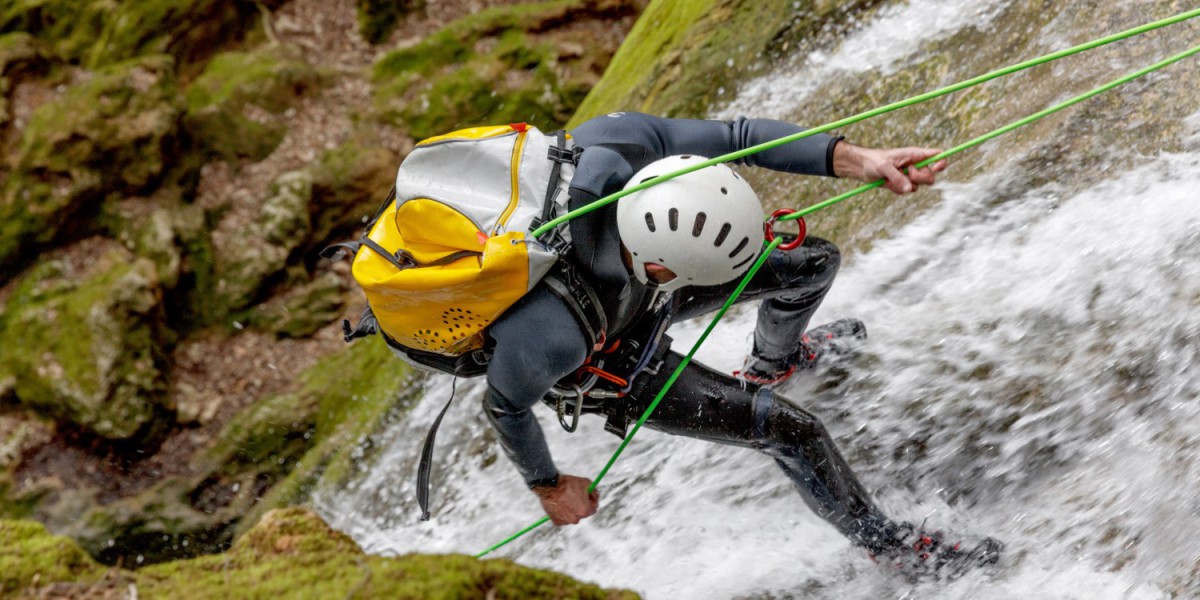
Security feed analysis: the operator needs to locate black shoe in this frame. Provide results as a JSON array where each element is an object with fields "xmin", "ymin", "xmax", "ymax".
[
  {"xmin": 872, "ymin": 524, "xmax": 1004, "ymax": 581},
  {"xmin": 736, "ymin": 318, "xmax": 867, "ymax": 385}
]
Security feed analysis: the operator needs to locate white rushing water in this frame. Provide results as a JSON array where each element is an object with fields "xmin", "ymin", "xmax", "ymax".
[{"xmin": 318, "ymin": 1, "xmax": 1200, "ymax": 598}]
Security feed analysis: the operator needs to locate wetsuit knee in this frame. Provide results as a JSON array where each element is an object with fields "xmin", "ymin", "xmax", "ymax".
[
  {"xmin": 768, "ymin": 236, "xmax": 841, "ymax": 288},
  {"xmin": 751, "ymin": 389, "xmax": 826, "ymax": 448}
]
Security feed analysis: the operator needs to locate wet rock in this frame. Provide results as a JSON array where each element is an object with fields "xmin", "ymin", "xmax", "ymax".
[
  {"xmin": 0, "ymin": 55, "xmax": 181, "ymax": 278},
  {"xmin": 0, "ymin": 245, "xmax": 171, "ymax": 441},
  {"xmin": 183, "ymin": 44, "xmax": 322, "ymax": 163}
]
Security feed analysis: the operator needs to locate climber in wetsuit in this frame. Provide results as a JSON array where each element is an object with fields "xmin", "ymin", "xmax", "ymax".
[{"xmin": 483, "ymin": 111, "xmax": 1000, "ymax": 576}]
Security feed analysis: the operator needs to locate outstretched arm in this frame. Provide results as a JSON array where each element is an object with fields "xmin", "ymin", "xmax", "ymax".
[
  {"xmin": 832, "ymin": 141, "xmax": 947, "ymax": 194},
  {"xmin": 484, "ymin": 286, "xmax": 599, "ymax": 525}
]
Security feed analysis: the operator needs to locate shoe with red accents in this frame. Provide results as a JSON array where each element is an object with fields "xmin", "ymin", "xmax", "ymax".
[
  {"xmin": 872, "ymin": 524, "xmax": 1004, "ymax": 580},
  {"xmin": 736, "ymin": 318, "xmax": 867, "ymax": 385}
]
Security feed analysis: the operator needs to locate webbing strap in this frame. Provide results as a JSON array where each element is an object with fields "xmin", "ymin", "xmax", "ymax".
[{"xmin": 417, "ymin": 377, "xmax": 457, "ymax": 521}]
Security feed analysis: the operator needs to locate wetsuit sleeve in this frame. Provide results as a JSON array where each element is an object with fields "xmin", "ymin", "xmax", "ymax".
[
  {"xmin": 569, "ymin": 112, "xmax": 842, "ymax": 185},
  {"xmin": 483, "ymin": 286, "xmax": 590, "ymax": 487}
]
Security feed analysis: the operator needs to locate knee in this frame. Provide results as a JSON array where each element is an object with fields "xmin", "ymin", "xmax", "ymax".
[
  {"xmin": 769, "ymin": 236, "xmax": 840, "ymax": 285},
  {"xmin": 753, "ymin": 390, "xmax": 827, "ymax": 446}
]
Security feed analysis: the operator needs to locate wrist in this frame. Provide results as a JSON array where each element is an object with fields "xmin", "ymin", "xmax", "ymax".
[
  {"xmin": 831, "ymin": 140, "xmax": 864, "ymax": 181},
  {"xmin": 528, "ymin": 473, "xmax": 560, "ymax": 492}
]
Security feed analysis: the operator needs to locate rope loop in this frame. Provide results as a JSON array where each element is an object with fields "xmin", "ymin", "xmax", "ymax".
[{"xmin": 764, "ymin": 208, "xmax": 806, "ymax": 250}]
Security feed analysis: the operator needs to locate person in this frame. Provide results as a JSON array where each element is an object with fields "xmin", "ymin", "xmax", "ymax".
[{"xmin": 479, "ymin": 111, "xmax": 1001, "ymax": 577}]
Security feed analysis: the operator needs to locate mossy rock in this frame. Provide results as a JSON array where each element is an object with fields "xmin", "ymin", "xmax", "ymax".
[
  {"xmin": 242, "ymin": 270, "xmax": 347, "ymax": 339},
  {"xmin": 1, "ymin": 55, "xmax": 181, "ymax": 276},
  {"xmin": 570, "ymin": 0, "xmax": 885, "ymax": 125},
  {"xmin": 373, "ymin": 0, "xmax": 642, "ymax": 139},
  {"xmin": 0, "ymin": 247, "xmax": 171, "ymax": 441},
  {"xmin": 0, "ymin": 519, "xmax": 103, "ymax": 596},
  {"xmin": 357, "ymin": 0, "xmax": 424, "ymax": 45},
  {"xmin": 0, "ymin": 32, "xmax": 52, "ymax": 77},
  {"xmin": 0, "ymin": 0, "xmax": 284, "ymax": 71},
  {"xmin": 214, "ymin": 170, "xmax": 314, "ymax": 313},
  {"xmin": 308, "ymin": 139, "xmax": 398, "ymax": 246},
  {"xmin": 183, "ymin": 44, "xmax": 323, "ymax": 163},
  {"xmin": 230, "ymin": 339, "xmax": 419, "ymax": 536},
  {"xmin": 2, "ymin": 509, "xmax": 639, "ymax": 599}
]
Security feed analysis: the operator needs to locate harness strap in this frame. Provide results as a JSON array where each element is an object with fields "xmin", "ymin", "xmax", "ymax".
[{"xmin": 542, "ymin": 260, "xmax": 607, "ymax": 351}]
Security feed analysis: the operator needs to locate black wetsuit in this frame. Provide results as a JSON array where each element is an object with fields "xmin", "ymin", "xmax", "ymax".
[{"xmin": 484, "ymin": 112, "xmax": 900, "ymax": 552}]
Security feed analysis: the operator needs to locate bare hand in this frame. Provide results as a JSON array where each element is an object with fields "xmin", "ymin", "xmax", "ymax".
[
  {"xmin": 532, "ymin": 474, "xmax": 600, "ymax": 526},
  {"xmin": 832, "ymin": 142, "xmax": 947, "ymax": 194}
]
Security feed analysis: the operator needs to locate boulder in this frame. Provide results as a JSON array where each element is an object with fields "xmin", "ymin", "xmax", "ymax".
[
  {"xmin": 214, "ymin": 170, "xmax": 314, "ymax": 312},
  {"xmin": 0, "ymin": 245, "xmax": 171, "ymax": 441},
  {"xmin": 183, "ymin": 44, "xmax": 322, "ymax": 163}
]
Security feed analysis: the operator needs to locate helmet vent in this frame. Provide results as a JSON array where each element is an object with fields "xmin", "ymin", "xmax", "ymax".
[
  {"xmin": 720, "ymin": 187, "xmax": 728, "ymax": 195},
  {"xmin": 692, "ymin": 213, "xmax": 707, "ymax": 236},
  {"xmin": 644, "ymin": 212, "xmax": 656, "ymax": 232},
  {"xmin": 728, "ymin": 236, "xmax": 749, "ymax": 258},
  {"xmin": 668, "ymin": 208, "xmax": 679, "ymax": 231},
  {"xmin": 732, "ymin": 253, "xmax": 754, "ymax": 270},
  {"xmin": 714, "ymin": 223, "xmax": 732, "ymax": 246}
]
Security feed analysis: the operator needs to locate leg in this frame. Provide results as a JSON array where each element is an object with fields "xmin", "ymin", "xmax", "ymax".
[
  {"xmin": 672, "ymin": 236, "xmax": 841, "ymax": 363},
  {"xmin": 617, "ymin": 349, "xmax": 900, "ymax": 552}
]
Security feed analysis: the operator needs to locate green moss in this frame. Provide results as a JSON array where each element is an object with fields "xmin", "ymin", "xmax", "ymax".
[
  {"xmin": 0, "ymin": 251, "xmax": 170, "ymax": 441},
  {"xmin": 132, "ymin": 508, "xmax": 640, "ymax": 600},
  {"xmin": 2, "ymin": 509, "xmax": 638, "ymax": 598},
  {"xmin": 0, "ymin": 31, "xmax": 52, "ymax": 78},
  {"xmin": 0, "ymin": 519, "xmax": 103, "ymax": 596},
  {"xmin": 568, "ymin": 0, "xmax": 715, "ymax": 124}
]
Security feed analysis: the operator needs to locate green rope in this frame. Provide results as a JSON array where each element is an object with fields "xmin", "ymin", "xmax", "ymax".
[
  {"xmin": 476, "ymin": 238, "xmax": 784, "ymax": 559},
  {"xmin": 781, "ymin": 41, "xmax": 1200, "ymax": 221},
  {"xmin": 478, "ymin": 16, "xmax": 1200, "ymax": 560},
  {"xmin": 528, "ymin": 6, "xmax": 1200, "ymax": 240}
]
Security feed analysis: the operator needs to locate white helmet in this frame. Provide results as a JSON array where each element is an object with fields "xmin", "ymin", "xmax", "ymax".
[{"xmin": 616, "ymin": 155, "xmax": 764, "ymax": 292}]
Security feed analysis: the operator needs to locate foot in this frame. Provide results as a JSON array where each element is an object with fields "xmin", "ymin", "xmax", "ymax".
[
  {"xmin": 736, "ymin": 318, "xmax": 868, "ymax": 385},
  {"xmin": 872, "ymin": 524, "xmax": 1004, "ymax": 581}
]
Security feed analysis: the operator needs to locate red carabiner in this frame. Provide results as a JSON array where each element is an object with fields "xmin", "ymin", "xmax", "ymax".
[{"xmin": 764, "ymin": 208, "xmax": 806, "ymax": 250}]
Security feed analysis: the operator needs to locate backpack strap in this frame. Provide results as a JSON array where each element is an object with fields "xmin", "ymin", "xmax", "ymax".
[{"xmin": 532, "ymin": 130, "xmax": 580, "ymax": 244}]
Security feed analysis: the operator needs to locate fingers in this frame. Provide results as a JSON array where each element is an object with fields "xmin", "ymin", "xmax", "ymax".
[
  {"xmin": 885, "ymin": 148, "xmax": 946, "ymax": 195},
  {"xmin": 877, "ymin": 161, "xmax": 913, "ymax": 194}
]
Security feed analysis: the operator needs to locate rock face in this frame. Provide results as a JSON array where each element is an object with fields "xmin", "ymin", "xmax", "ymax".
[
  {"xmin": 1, "ymin": 55, "xmax": 181, "ymax": 276},
  {"xmin": 1, "ymin": 508, "xmax": 642, "ymax": 599},
  {"xmin": 0, "ymin": 0, "xmax": 646, "ymax": 570}
]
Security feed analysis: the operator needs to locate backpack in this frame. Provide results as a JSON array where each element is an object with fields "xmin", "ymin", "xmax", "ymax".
[{"xmin": 323, "ymin": 123, "xmax": 605, "ymax": 377}]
